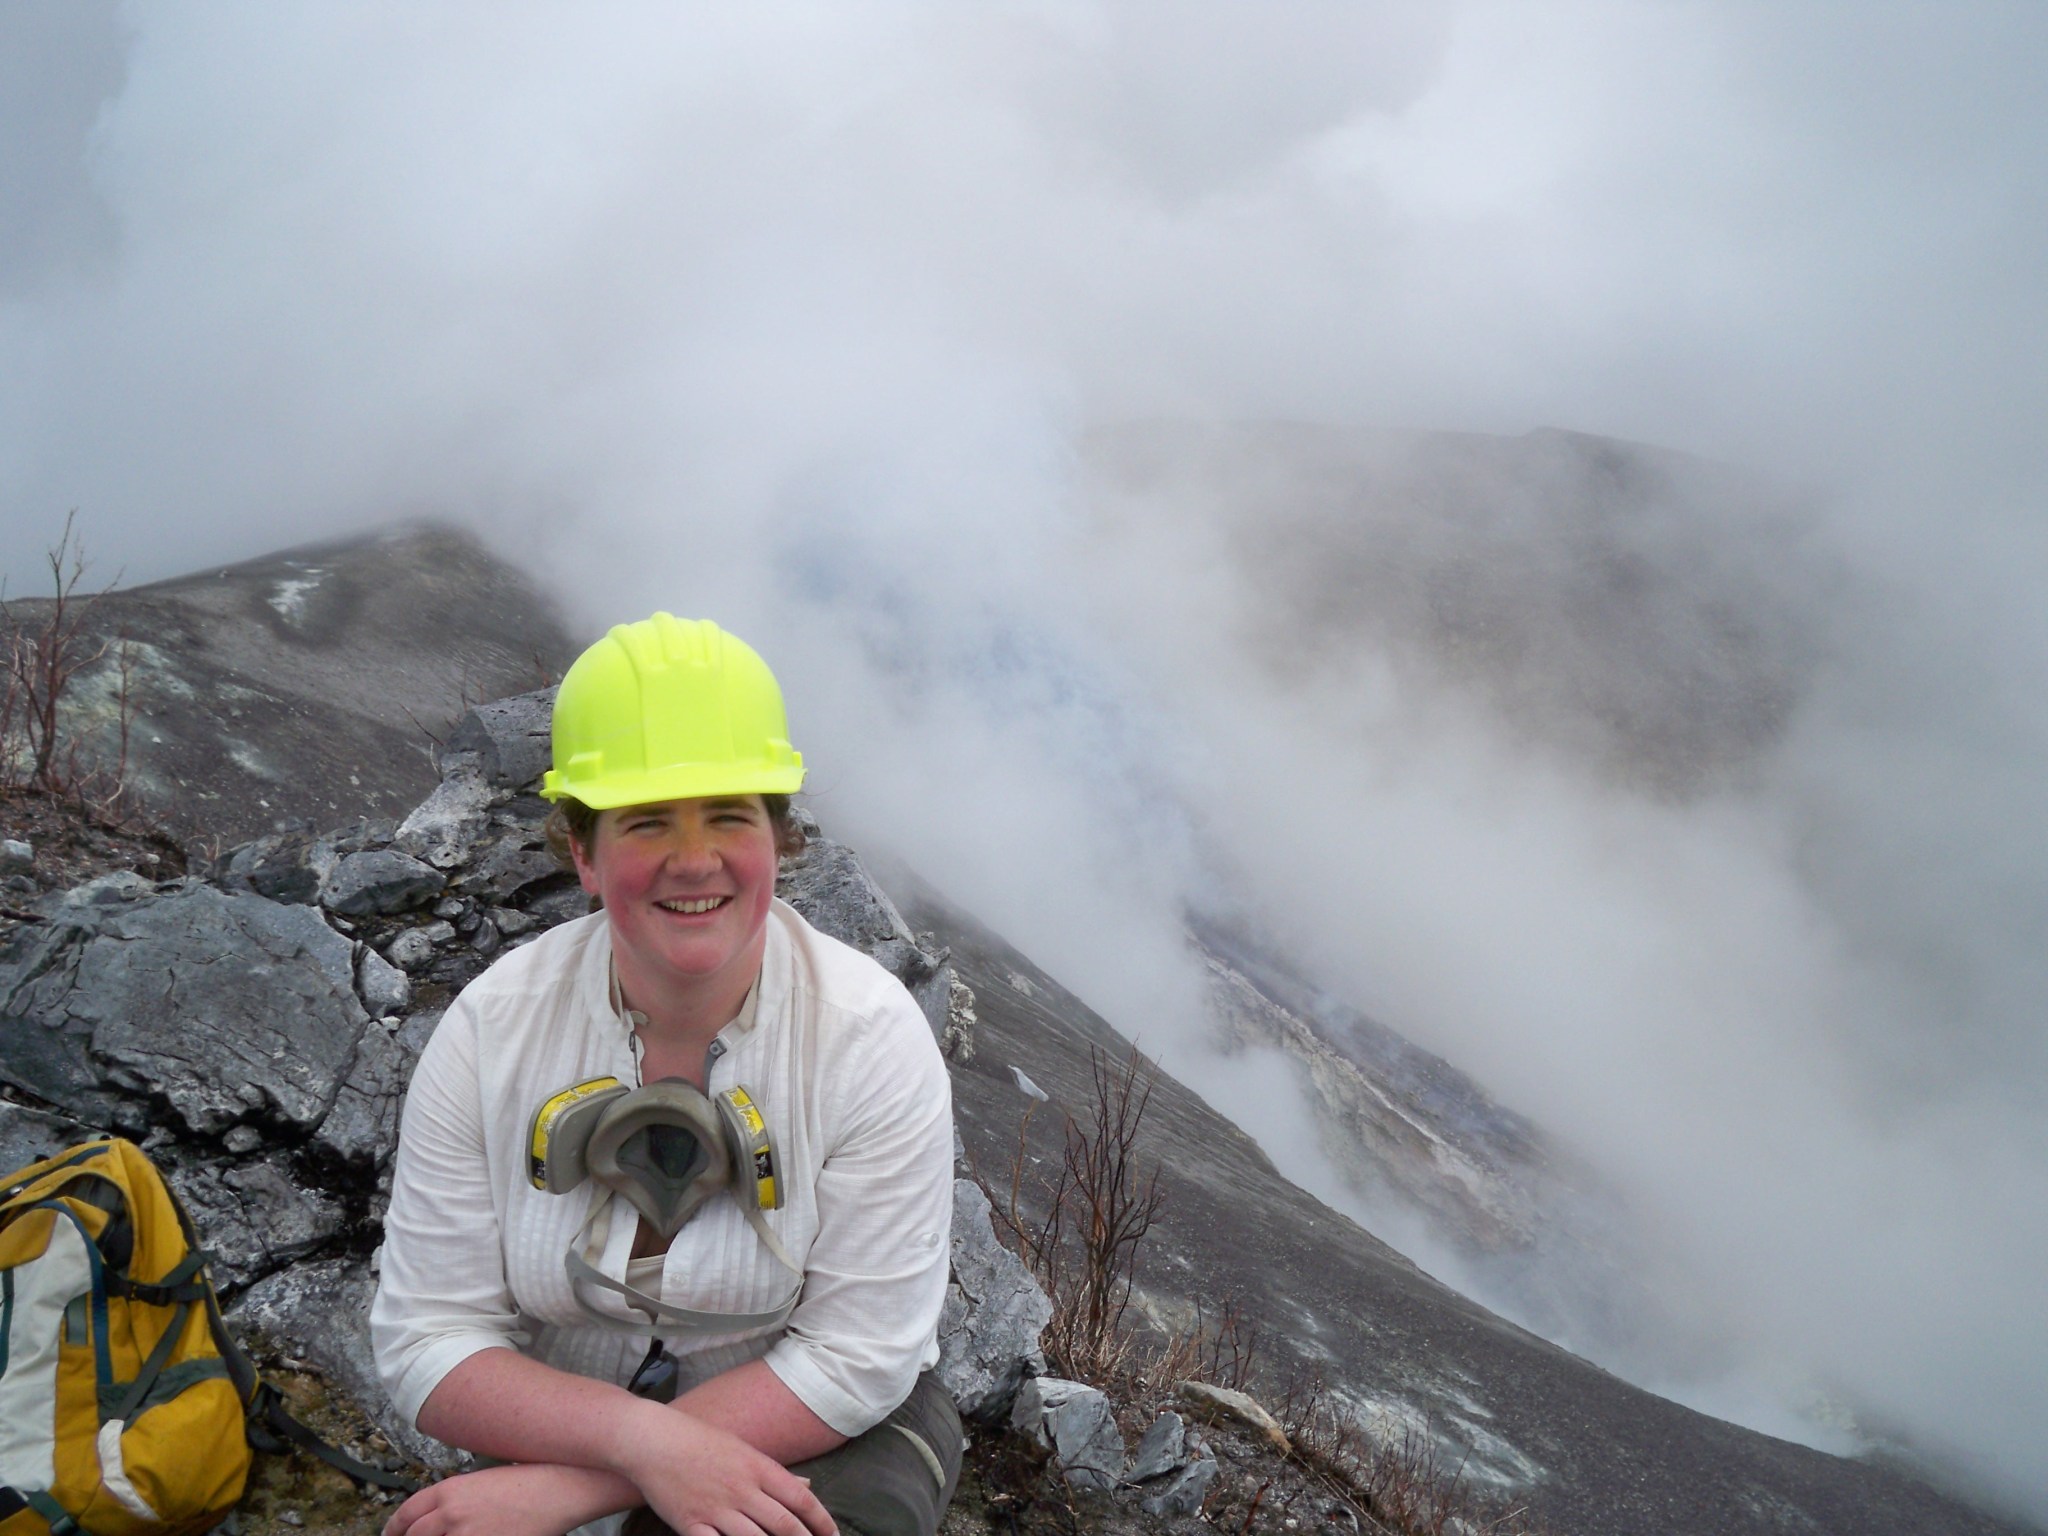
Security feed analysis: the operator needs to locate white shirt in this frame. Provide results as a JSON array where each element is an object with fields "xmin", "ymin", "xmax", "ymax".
[{"xmin": 371, "ymin": 899, "xmax": 955, "ymax": 1441}]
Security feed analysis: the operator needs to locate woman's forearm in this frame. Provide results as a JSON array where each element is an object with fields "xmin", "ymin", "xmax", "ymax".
[
  {"xmin": 414, "ymin": 1347, "xmax": 650, "ymax": 1522},
  {"xmin": 416, "ymin": 1345, "xmax": 658, "ymax": 1475},
  {"xmin": 673, "ymin": 1358, "xmax": 848, "ymax": 1464},
  {"xmin": 417, "ymin": 1348, "xmax": 843, "ymax": 1467},
  {"xmin": 408, "ymin": 1347, "xmax": 847, "ymax": 1535}
]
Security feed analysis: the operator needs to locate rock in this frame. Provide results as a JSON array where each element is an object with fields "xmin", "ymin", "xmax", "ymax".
[
  {"xmin": 223, "ymin": 1125, "xmax": 264, "ymax": 1154},
  {"xmin": 219, "ymin": 834, "xmax": 337, "ymax": 906},
  {"xmin": 420, "ymin": 919, "xmax": 458, "ymax": 946},
  {"xmin": 228, "ymin": 1256, "xmax": 461, "ymax": 1474},
  {"xmin": 3, "ymin": 874, "xmax": 36, "ymax": 897},
  {"xmin": 448, "ymin": 688, "xmax": 557, "ymax": 790},
  {"xmin": 316, "ymin": 1020, "xmax": 410, "ymax": 1168},
  {"xmin": 778, "ymin": 834, "xmax": 953, "ymax": 1039},
  {"xmin": 0, "ymin": 1101, "xmax": 100, "ymax": 1180},
  {"xmin": 938, "ymin": 1180, "xmax": 1052, "ymax": 1421},
  {"xmin": 460, "ymin": 832, "xmax": 561, "ymax": 903},
  {"xmin": 44, "ymin": 869, "xmax": 153, "ymax": 909},
  {"xmin": 357, "ymin": 945, "xmax": 413, "ymax": 1016},
  {"xmin": 395, "ymin": 767, "xmax": 497, "ymax": 871},
  {"xmin": 385, "ymin": 928, "xmax": 436, "ymax": 971},
  {"xmin": 395, "ymin": 1009, "xmax": 444, "ymax": 1065},
  {"xmin": 169, "ymin": 1155, "xmax": 345, "ymax": 1290},
  {"xmin": 522, "ymin": 885, "xmax": 589, "ymax": 928},
  {"xmin": 490, "ymin": 906, "xmax": 538, "ymax": 938},
  {"xmin": 0, "ymin": 885, "xmax": 373, "ymax": 1138},
  {"xmin": 942, "ymin": 973, "xmax": 977, "ymax": 1062},
  {"xmin": 0, "ymin": 839, "xmax": 32, "ymax": 876},
  {"xmin": 1011, "ymin": 1377, "xmax": 1125, "ymax": 1493},
  {"xmin": 322, "ymin": 850, "xmax": 446, "ymax": 916},
  {"xmin": 1177, "ymin": 1380, "xmax": 1292, "ymax": 1454},
  {"xmin": 1127, "ymin": 1410, "xmax": 1188, "ymax": 1483},
  {"xmin": 1138, "ymin": 1448, "xmax": 1218, "ymax": 1517}
]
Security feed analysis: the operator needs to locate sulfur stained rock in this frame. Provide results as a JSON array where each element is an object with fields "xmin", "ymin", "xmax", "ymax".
[{"xmin": 1178, "ymin": 1380, "xmax": 1292, "ymax": 1454}]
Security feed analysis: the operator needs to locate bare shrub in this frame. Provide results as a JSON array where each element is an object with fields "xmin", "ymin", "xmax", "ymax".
[
  {"xmin": 988, "ymin": 1046, "xmax": 1166, "ymax": 1385},
  {"xmin": 1142, "ymin": 1291, "xmax": 1263, "ymax": 1400},
  {"xmin": 0, "ymin": 512, "xmax": 140, "ymax": 822},
  {"xmin": 975, "ymin": 1045, "xmax": 1552, "ymax": 1535}
]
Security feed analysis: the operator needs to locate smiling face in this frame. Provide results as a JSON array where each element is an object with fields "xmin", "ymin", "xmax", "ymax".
[{"xmin": 570, "ymin": 794, "xmax": 780, "ymax": 1027}]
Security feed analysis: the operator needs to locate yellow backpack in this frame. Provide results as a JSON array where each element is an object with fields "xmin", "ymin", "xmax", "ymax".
[{"xmin": 0, "ymin": 1138, "xmax": 413, "ymax": 1535}]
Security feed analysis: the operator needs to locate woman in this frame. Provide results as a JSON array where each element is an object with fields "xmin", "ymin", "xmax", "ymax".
[{"xmin": 371, "ymin": 615, "xmax": 959, "ymax": 1536}]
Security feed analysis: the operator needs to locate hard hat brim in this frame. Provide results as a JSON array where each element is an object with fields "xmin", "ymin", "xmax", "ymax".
[{"xmin": 540, "ymin": 759, "xmax": 806, "ymax": 809}]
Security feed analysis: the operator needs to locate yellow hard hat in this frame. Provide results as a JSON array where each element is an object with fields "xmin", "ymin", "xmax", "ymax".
[{"xmin": 541, "ymin": 615, "xmax": 805, "ymax": 809}]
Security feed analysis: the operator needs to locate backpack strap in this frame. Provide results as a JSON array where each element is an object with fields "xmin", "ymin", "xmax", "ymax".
[
  {"xmin": 106, "ymin": 1248, "xmax": 215, "ymax": 1307},
  {"xmin": 144, "ymin": 1168, "xmax": 422, "ymax": 1498},
  {"xmin": 21, "ymin": 1488, "xmax": 105, "ymax": 1536},
  {"xmin": 105, "ymin": 1298, "xmax": 196, "ymax": 1424},
  {"xmin": 245, "ymin": 1383, "xmax": 421, "ymax": 1495}
]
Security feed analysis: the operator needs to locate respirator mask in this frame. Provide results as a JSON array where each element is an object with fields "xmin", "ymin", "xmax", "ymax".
[{"xmin": 529, "ymin": 1075, "xmax": 801, "ymax": 1336}]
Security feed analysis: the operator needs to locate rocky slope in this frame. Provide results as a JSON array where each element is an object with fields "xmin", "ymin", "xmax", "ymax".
[
  {"xmin": 1, "ymin": 524, "xmax": 2035, "ymax": 1535},
  {"xmin": 0, "ymin": 522, "xmax": 575, "ymax": 846}
]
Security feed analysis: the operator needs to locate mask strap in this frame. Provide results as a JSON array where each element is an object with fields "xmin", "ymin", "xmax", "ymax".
[
  {"xmin": 740, "ymin": 1200, "xmax": 800, "ymax": 1275},
  {"xmin": 564, "ymin": 1195, "xmax": 803, "ymax": 1337}
]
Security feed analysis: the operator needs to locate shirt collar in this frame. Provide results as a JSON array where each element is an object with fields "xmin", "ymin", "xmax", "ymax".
[{"xmin": 602, "ymin": 944, "xmax": 766, "ymax": 1040}]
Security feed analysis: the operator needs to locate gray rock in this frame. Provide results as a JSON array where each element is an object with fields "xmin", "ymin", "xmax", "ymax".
[
  {"xmin": 228, "ymin": 1257, "xmax": 461, "ymax": 1473},
  {"xmin": 1138, "ymin": 1449, "xmax": 1218, "ymax": 1517},
  {"xmin": 778, "ymin": 835, "xmax": 952, "ymax": 1039},
  {"xmin": 942, "ymin": 973, "xmax": 977, "ymax": 1062},
  {"xmin": 0, "ymin": 885, "xmax": 373, "ymax": 1138},
  {"xmin": 522, "ymin": 885, "xmax": 590, "ymax": 928},
  {"xmin": 3, "ymin": 874, "xmax": 36, "ymax": 897},
  {"xmin": 778, "ymin": 834, "xmax": 920, "ymax": 955},
  {"xmin": 44, "ymin": 869, "xmax": 154, "ymax": 909},
  {"xmin": 0, "ymin": 1101, "xmax": 100, "ymax": 1180},
  {"xmin": 356, "ymin": 945, "xmax": 413, "ymax": 1016},
  {"xmin": 220, "ymin": 834, "xmax": 337, "ymax": 906},
  {"xmin": 316, "ymin": 1020, "xmax": 410, "ymax": 1168},
  {"xmin": 395, "ymin": 1008, "xmax": 444, "ymax": 1065},
  {"xmin": 0, "ymin": 839, "xmax": 32, "ymax": 876},
  {"xmin": 395, "ymin": 768, "xmax": 497, "ymax": 871},
  {"xmin": 322, "ymin": 851, "xmax": 446, "ymax": 917},
  {"xmin": 448, "ymin": 689, "xmax": 557, "ymax": 790},
  {"xmin": 938, "ymin": 1181, "xmax": 1052, "ymax": 1420},
  {"xmin": 384, "ymin": 928, "xmax": 436, "ymax": 971},
  {"xmin": 460, "ymin": 832, "xmax": 560, "ymax": 903},
  {"xmin": 420, "ymin": 919, "xmax": 458, "ymax": 946},
  {"xmin": 1011, "ymin": 1376, "xmax": 1125, "ymax": 1493},
  {"xmin": 489, "ymin": 906, "xmax": 539, "ymax": 938},
  {"xmin": 1127, "ymin": 1410, "xmax": 1188, "ymax": 1483},
  {"xmin": 170, "ymin": 1155, "xmax": 345, "ymax": 1290}
]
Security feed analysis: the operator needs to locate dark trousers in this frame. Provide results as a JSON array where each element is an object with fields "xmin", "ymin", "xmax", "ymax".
[{"xmin": 625, "ymin": 1372, "xmax": 963, "ymax": 1536}]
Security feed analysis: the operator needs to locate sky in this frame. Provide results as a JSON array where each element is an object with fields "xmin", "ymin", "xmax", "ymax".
[{"xmin": 4, "ymin": 1, "xmax": 2046, "ymax": 1520}]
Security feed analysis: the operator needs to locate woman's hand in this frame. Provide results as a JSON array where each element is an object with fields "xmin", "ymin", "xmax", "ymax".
[
  {"xmin": 381, "ymin": 1463, "xmax": 607, "ymax": 1536},
  {"xmin": 614, "ymin": 1397, "xmax": 838, "ymax": 1536}
]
